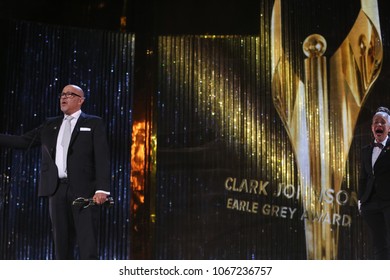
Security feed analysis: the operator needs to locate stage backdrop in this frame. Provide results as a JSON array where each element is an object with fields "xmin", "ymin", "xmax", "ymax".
[
  {"xmin": 2, "ymin": 0, "xmax": 390, "ymax": 260},
  {"xmin": 0, "ymin": 20, "xmax": 134, "ymax": 259},
  {"xmin": 153, "ymin": 0, "xmax": 390, "ymax": 259}
]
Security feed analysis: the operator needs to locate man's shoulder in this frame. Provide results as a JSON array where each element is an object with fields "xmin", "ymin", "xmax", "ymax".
[
  {"xmin": 46, "ymin": 116, "xmax": 62, "ymax": 121},
  {"xmin": 80, "ymin": 112, "xmax": 103, "ymax": 121},
  {"xmin": 43, "ymin": 116, "xmax": 62, "ymax": 126},
  {"xmin": 361, "ymin": 144, "xmax": 372, "ymax": 151}
]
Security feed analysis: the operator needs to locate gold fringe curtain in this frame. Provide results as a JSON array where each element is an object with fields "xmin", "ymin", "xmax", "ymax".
[{"xmin": 156, "ymin": 34, "xmax": 304, "ymax": 259}]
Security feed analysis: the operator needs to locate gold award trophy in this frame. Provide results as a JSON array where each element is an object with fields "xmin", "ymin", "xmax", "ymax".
[{"xmin": 271, "ymin": 0, "xmax": 383, "ymax": 259}]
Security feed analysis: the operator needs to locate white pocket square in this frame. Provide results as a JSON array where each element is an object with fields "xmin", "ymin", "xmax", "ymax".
[{"xmin": 80, "ymin": 127, "xmax": 91, "ymax": 131}]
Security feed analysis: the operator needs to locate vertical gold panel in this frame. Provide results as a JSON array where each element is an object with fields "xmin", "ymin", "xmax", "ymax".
[{"xmin": 157, "ymin": 33, "xmax": 304, "ymax": 259}]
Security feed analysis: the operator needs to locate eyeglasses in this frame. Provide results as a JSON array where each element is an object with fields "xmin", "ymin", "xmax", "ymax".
[{"xmin": 59, "ymin": 92, "xmax": 83, "ymax": 99}]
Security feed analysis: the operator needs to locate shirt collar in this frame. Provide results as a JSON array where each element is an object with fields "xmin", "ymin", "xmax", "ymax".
[
  {"xmin": 375, "ymin": 136, "xmax": 388, "ymax": 146},
  {"xmin": 64, "ymin": 110, "xmax": 82, "ymax": 120}
]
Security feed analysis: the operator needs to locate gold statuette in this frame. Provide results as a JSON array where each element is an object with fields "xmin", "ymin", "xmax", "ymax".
[{"xmin": 271, "ymin": 0, "xmax": 382, "ymax": 259}]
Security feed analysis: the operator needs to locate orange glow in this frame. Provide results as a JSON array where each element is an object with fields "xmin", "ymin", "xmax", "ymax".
[{"xmin": 130, "ymin": 121, "xmax": 148, "ymax": 211}]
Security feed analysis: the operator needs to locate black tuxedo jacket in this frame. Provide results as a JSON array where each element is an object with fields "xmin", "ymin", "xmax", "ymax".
[
  {"xmin": 0, "ymin": 112, "xmax": 110, "ymax": 197},
  {"xmin": 359, "ymin": 138, "xmax": 390, "ymax": 203}
]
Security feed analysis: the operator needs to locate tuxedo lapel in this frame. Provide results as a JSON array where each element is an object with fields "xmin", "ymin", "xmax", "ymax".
[
  {"xmin": 373, "ymin": 138, "xmax": 390, "ymax": 170},
  {"xmin": 367, "ymin": 146, "xmax": 375, "ymax": 173},
  {"xmin": 385, "ymin": 138, "xmax": 390, "ymax": 151},
  {"xmin": 70, "ymin": 112, "xmax": 87, "ymax": 146},
  {"xmin": 50, "ymin": 117, "xmax": 62, "ymax": 137},
  {"xmin": 46, "ymin": 117, "xmax": 63, "ymax": 159}
]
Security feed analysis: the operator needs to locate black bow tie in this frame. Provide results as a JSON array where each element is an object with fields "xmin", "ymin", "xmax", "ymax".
[{"xmin": 373, "ymin": 142, "xmax": 384, "ymax": 149}]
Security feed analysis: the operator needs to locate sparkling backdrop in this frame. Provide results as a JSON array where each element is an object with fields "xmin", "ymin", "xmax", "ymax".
[{"xmin": 0, "ymin": 20, "xmax": 134, "ymax": 259}]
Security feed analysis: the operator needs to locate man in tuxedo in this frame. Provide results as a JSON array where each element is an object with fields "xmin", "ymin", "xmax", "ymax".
[
  {"xmin": 0, "ymin": 84, "xmax": 110, "ymax": 259},
  {"xmin": 359, "ymin": 106, "xmax": 390, "ymax": 259}
]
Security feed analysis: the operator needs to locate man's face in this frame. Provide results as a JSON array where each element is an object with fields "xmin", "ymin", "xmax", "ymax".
[
  {"xmin": 371, "ymin": 112, "xmax": 390, "ymax": 143},
  {"xmin": 59, "ymin": 85, "xmax": 84, "ymax": 115}
]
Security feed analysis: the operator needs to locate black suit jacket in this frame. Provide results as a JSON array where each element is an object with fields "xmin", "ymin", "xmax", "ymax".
[
  {"xmin": 359, "ymin": 138, "xmax": 390, "ymax": 203},
  {"xmin": 0, "ymin": 112, "xmax": 110, "ymax": 197}
]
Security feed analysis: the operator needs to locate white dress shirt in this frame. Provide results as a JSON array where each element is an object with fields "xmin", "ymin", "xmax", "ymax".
[
  {"xmin": 56, "ymin": 110, "xmax": 81, "ymax": 178},
  {"xmin": 372, "ymin": 136, "xmax": 388, "ymax": 169}
]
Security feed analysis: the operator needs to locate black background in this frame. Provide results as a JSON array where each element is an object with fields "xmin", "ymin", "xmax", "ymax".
[{"xmin": 0, "ymin": 0, "xmax": 260, "ymax": 34}]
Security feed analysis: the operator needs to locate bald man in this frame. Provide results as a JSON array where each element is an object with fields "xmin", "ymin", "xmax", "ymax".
[{"xmin": 0, "ymin": 85, "xmax": 110, "ymax": 259}]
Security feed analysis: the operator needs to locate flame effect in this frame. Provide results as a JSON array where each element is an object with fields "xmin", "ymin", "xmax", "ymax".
[{"xmin": 131, "ymin": 121, "xmax": 147, "ymax": 213}]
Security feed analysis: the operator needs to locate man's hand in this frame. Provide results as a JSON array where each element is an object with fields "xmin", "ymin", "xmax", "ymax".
[{"xmin": 93, "ymin": 192, "xmax": 108, "ymax": 205}]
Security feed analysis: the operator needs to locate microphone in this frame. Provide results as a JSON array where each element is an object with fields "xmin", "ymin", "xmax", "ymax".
[{"xmin": 72, "ymin": 196, "xmax": 114, "ymax": 209}]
